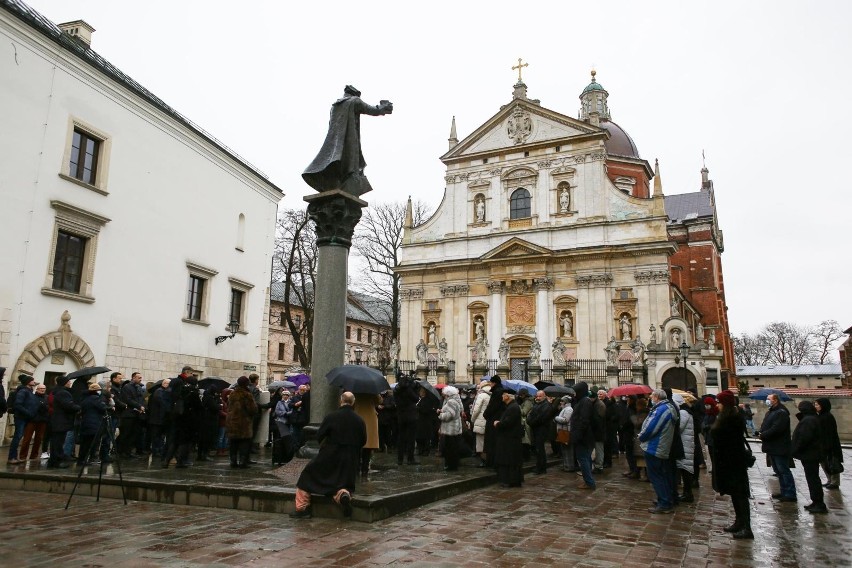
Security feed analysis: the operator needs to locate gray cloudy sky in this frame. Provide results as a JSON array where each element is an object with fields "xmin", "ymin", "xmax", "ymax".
[{"xmin": 26, "ymin": 0, "xmax": 852, "ymax": 337}]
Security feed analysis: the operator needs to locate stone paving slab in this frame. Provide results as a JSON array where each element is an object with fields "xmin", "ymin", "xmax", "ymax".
[{"xmin": 1, "ymin": 447, "xmax": 850, "ymax": 566}]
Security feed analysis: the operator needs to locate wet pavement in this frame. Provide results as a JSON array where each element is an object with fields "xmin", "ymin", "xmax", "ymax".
[{"xmin": 1, "ymin": 447, "xmax": 850, "ymax": 567}]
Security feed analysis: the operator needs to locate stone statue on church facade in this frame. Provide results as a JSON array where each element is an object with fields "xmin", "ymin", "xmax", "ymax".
[
  {"xmin": 671, "ymin": 328, "xmax": 681, "ymax": 349},
  {"xmin": 529, "ymin": 337, "xmax": 541, "ymax": 366},
  {"xmin": 649, "ymin": 324, "xmax": 658, "ymax": 344},
  {"xmin": 631, "ymin": 336, "xmax": 646, "ymax": 364},
  {"xmin": 368, "ymin": 342, "xmax": 379, "ymax": 367},
  {"xmin": 438, "ymin": 337, "xmax": 448, "ymax": 366},
  {"xmin": 474, "ymin": 338, "xmax": 488, "ymax": 365},
  {"xmin": 427, "ymin": 322, "xmax": 437, "ymax": 346},
  {"xmin": 474, "ymin": 316, "xmax": 485, "ymax": 341},
  {"xmin": 389, "ymin": 337, "xmax": 400, "ymax": 365},
  {"xmin": 498, "ymin": 338, "xmax": 510, "ymax": 367},
  {"xmin": 560, "ymin": 311, "xmax": 573, "ymax": 338},
  {"xmin": 559, "ymin": 187, "xmax": 570, "ymax": 213},
  {"xmin": 416, "ymin": 339, "xmax": 428, "ymax": 365},
  {"xmin": 475, "ymin": 197, "xmax": 485, "ymax": 222},
  {"xmin": 605, "ymin": 336, "xmax": 620, "ymax": 366},
  {"xmin": 670, "ymin": 298, "xmax": 680, "ymax": 317},
  {"xmin": 709, "ymin": 328, "xmax": 716, "ymax": 347},
  {"xmin": 302, "ymin": 85, "xmax": 393, "ymax": 197},
  {"xmin": 551, "ymin": 339, "xmax": 566, "ymax": 366},
  {"xmin": 620, "ymin": 314, "xmax": 632, "ymax": 340},
  {"xmin": 696, "ymin": 322, "xmax": 705, "ymax": 342}
]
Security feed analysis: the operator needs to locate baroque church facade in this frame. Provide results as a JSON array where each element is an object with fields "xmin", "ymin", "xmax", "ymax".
[{"xmin": 397, "ymin": 70, "xmax": 731, "ymax": 393}]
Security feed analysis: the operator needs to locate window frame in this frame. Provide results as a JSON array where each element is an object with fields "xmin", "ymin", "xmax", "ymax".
[
  {"xmin": 227, "ymin": 276, "xmax": 254, "ymax": 335},
  {"xmin": 59, "ymin": 118, "xmax": 111, "ymax": 195},
  {"xmin": 41, "ymin": 200, "xmax": 110, "ymax": 303},
  {"xmin": 182, "ymin": 262, "xmax": 217, "ymax": 326},
  {"xmin": 510, "ymin": 187, "xmax": 531, "ymax": 219}
]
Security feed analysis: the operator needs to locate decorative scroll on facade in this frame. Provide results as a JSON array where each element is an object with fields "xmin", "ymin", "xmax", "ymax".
[{"xmin": 576, "ymin": 273, "xmax": 613, "ymax": 287}]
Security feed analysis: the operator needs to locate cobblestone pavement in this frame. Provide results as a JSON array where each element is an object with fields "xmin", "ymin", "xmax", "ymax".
[{"xmin": 1, "ymin": 448, "xmax": 850, "ymax": 567}]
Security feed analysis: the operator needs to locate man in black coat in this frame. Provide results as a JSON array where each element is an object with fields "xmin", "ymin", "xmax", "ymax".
[
  {"xmin": 526, "ymin": 390, "xmax": 554, "ymax": 474},
  {"xmin": 757, "ymin": 394, "xmax": 797, "ymax": 502},
  {"xmin": 161, "ymin": 366, "xmax": 200, "ymax": 468},
  {"xmin": 483, "ymin": 375, "xmax": 505, "ymax": 468},
  {"xmin": 291, "ymin": 392, "xmax": 366, "ymax": 519},
  {"xmin": 814, "ymin": 397, "xmax": 843, "ymax": 489},
  {"xmin": 570, "ymin": 381, "xmax": 596, "ymax": 489},
  {"xmin": 792, "ymin": 401, "xmax": 826, "ymax": 513},
  {"xmin": 47, "ymin": 376, "xmax": 80, "ymax": 468},
  {"xmin": 118, "ymin": 372, "xmax": 146, "ymax": 458},
  {"xmin": 393, "ymin": 374, "xmax": 419, "ymax": 465},
  {"xmin": 494, "ymin": 389, "xmax": 524, "ymax": 487}
]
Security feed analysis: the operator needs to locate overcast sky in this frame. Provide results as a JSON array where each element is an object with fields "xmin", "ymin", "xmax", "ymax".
[{"xmin": 25, "ymin": 0, "xmax": 852, "ymax": 338}]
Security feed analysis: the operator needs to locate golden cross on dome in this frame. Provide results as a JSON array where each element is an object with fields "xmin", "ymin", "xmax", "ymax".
[{"xmin": 512, "ymin": 57, "xmax": 529, "ymax": 82}]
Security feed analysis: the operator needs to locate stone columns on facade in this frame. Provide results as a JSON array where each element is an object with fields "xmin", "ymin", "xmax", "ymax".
[
  {"xmin": 534, "ymin": 276, "xmax": 553, "ymax": 356},
  {"xmin": 606, "ymin": 366, "xmax": 620, "ymax": 389},
  {"xmin": 487, "ymin": 280, "xmax": 503, "ymax": 360},
  {"xmin": 304, "ymin": 189, "xmax": 366, "ymax": 422}
]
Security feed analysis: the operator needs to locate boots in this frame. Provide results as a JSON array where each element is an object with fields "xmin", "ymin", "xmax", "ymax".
[
  {"xmin": 730, "ymin": 496, "xmax": 754, "ymax": 539},
  {"xmin": 678, "ymin": 470, "xmax": 695, "ymax": 503}
]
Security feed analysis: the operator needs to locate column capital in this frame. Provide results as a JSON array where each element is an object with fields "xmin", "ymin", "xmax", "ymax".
[{"xmin": 304, "ymin": 190, "xmax": 367, "ymax": 247}]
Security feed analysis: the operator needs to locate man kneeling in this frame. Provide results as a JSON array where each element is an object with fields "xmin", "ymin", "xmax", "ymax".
[{"xmin": 290, "ymin": 391, "xmax": 367, "ymax": 519}]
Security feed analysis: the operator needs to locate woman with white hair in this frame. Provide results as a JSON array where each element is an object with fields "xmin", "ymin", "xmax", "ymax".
[
  {"xmin": 470, "ymin": 383, "xmax": 490, "ymax": 467},
  {"xmin": 438, "ymin": 386, "xmax": 464, "ymax": 471}
]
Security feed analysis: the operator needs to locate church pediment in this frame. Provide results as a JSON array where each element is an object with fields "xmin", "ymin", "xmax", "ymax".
[
  {"xmin": 480, "ymin": 237, "xmax": 553, "ymax": 261},
  {"xmin": 441, "ymin": 102, "xmax": 603, "ymax": 162}
]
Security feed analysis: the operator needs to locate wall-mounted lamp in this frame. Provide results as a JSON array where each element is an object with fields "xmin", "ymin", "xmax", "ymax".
[{"xmin": 215, "ymin": 319, "xmax": 240, "ymax": 346}]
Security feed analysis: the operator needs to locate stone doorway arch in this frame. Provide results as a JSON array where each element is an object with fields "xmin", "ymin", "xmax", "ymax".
[{"xmin": 660, "ymin": 366, "xmax": 697, "ymax": 392}]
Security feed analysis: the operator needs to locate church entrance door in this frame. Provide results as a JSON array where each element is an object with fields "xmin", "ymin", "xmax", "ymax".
[{"xmin": 661, "ymin": 367, "xmax": 697, "ymax": 392}]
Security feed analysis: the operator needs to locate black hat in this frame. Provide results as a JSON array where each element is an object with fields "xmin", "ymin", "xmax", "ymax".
[
  {"xmin": 344, "ymin": 85, "xmax": 361, "ymax": 97},
  {"xmin": 56, "ymin": 375, "xmax": 70, "ymax": 386},
  {"xmin": 18, "ymin": 374, "xmax": 34, "ymax": 385},
  {"xmin": 489, "ymin": 374, "xmax": 502, "ymax": 386}
]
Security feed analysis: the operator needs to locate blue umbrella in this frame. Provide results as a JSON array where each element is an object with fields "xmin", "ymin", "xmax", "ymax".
[
  {"xmin": 748, "ymin": 387, "xmax": 792, "ymax": 402},
  {"xmin": 500, "ymin": 379, "xmax": 538, "ymax": 396}
]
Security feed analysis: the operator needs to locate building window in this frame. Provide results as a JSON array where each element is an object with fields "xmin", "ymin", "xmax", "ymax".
[
  {"xmin": 510, "ymin": 188, "xmax": 531, "ymax": 219},
  {"xmin": 229, "ymin": 288, "xmax": 245, "ymax": 325},
  {"xmin": 357, "ymin": 328, "xmax": 362, "ymax": 341},
  {"xmin": 292, "ymin": 347, "xmax": 300, "ymax": 362},
  {"xmin": 183, "ymin": 261, "xmax": 217, "ymax": 326},
  {"xmin": 295, "ymin": 315, "xmax": 302, "ymax": 327},
  {"xmin": 69, "ymin": 129, "xmax": 100, "ymax": 185},
  {"xmin": 235, "ymin": 213, "xmax": 246, "ymax": 251},
  {"xmin": 278, "ymin": 343, "xmax": 286, "ymax": 361},
  {"xmin": 187, "ymin": 276, "xmax": 206, "ymax": 321},
  {"xmin": 227, "ymin": 276, "xmax": 254, "ymax": 332},
  {"xmin": 346, "ymin": 325, "xmax": 351, "ymax": 339},
  {"xmin": 706, "ymin": 369, "xmax": 718, "ymax": 387},
  {"xmin": 41, "ymin": 200, "xmax": 110, "ymax": 303},
  {"xmin": 368, "ymin": 330, "xmax": 373, "ymax": 344},
  {"xmin": 52, "ymin": 231, "xmax": 87, "ymax": 293}
]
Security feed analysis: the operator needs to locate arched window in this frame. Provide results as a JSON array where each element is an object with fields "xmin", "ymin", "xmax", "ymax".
[
  {"xmin": 236, "ymin": 213, "xmax": 245, "ymax": 251},
  {"xmin": 510, "ymin": 188, "xmax": 531, "ymax": 219}
]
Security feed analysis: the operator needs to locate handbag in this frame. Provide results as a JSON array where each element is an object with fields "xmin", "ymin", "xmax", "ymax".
[
  {"xmin": 744, "ymin": 439, "xmax": 756, "ymax": 468},
  {"xmin": 555, "ymin": 429, "xmax": 571, "ymax": 445},
  {"xmin": 829, "ymin": 455, "xmax": 845, "ymax": 474}
]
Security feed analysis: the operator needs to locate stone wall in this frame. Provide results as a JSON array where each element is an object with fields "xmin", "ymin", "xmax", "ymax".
[{"xmin": 750, "ymin": 396, "xmax": 852, "ymax": 443}]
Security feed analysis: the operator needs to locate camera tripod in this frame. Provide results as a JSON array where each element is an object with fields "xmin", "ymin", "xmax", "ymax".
[{"xmin": 65, "ymin": 412, "xmax": 127, "ymax": 509}]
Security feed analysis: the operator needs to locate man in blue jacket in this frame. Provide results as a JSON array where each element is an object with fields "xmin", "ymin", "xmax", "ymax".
[
  {"xmin": 640, "ymin": 389, "xmax": 677, "ymax": 513},
  {"xmin": 757, "ymin": 393, "xmax": 797, "ymax": 502}
]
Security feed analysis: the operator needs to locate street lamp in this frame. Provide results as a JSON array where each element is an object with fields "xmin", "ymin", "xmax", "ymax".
[
  {"xmin": 215, "ymin": 319, "xmax": 240, "ymax": 346},
  {"xmin": 354, "ymin": 346, "xmax": 363, "ymax": 364},
  {"xmin": 679, "ymin": 341, "xmax": 690, "ymax": 387}
]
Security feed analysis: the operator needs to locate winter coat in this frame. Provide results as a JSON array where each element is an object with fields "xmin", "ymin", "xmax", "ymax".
[
  {"xmin": 274, "ymin": 398, "xmax": 293, "ymax": 436},
  {"xmin": 438, "ymin": 395, "xmax": 463, "ymax": 436},
  {"xmin": 120, "ymin": 381, "xmax": 146, "ymax": 419},
  {"xmin": 639, "ymin": 400, "xmax": 676, "ymax": 459},
  {"xmin": 675, "ymin": 407, "xmax": 695, "ymax": 473},
  {"xmin": 710, "ymin": 407, "xmax": 749, "ymax": 497},
  {"xmin": 526, "ymin": 399, "xmax": 554, "ymax": 438},
  {"xmin": 814, "ymin": 397, "xmax": 843, "ymax": 464},
  {"xmin": 494, "ymin": 400, "xmax": 523, "ymax": 466},
  {"xmin": 353, "ymin": 393, "xmax": 381, "ymax": 449},
  {"xmin": 791, "ymin": 402, "xmax": 823, "ymax": 463},
  {"xmin": 377, "ymin": 391, "xmax": 396, "ymax": 425},
  {"xmin": 569, "ymin": 382, "xmax": 595, "ymax": 448},
  {"xmin": 296, "ymin": 405, "xmax": 366, "ymax": 496},
  {"xmin": 393, "ymin": 377, "xmax": 419, "ymax": 423},
  {"xmin": 147, "ymin": 388, "xmax": 171, "ymax": 426},
  {"xmin": 554, "ymin": 404, "xmax": 573, "ymax": 432},
  {"xmin": 592, "ymin": 398, "xmax": 606, "ymax": 442},
  {"xmin": 415, "ymin": 395, "xmax": 439, "ymax": 440},
  {"xmin": 14, "ymin": 387, "xmax": 37, "ymax": 421},
  {"xmin": 518, "ymin": 397, "xmax": 533, "ymax": 445},
  {"xmin": 470, "ymin": 387, "xmax": 490, "ymax": 435},
  {"xmin": 29, "ymin": 393, "xmax": 49, "ymax": 423},
  {"xmin": 49, "ymin": 386, "xmax": 80, "ymax": 432},
  {"xmin": 759, "ymin": 403, "xmax": 792, "ymax": 457},
  {"xmin": 79, "ymin": 390, "xmax": 108, "ymax": 436},
  {"xmin": 225, "ymin": 386, "xmax": 257, "ymax": 440}
]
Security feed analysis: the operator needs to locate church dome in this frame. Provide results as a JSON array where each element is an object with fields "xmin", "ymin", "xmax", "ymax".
[
  {"xmin": 600, "ymin": 120, "xmax": 640, "ymax": 159},
  {"xmin": 582, "ymin": 79, "xmax": 605, "ymax": 94}
]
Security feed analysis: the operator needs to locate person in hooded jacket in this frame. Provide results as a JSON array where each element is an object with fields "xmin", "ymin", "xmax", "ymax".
[
  {"xmin": 814, "ymin": 397, "xmax": 843, "ymax": 490},
  {"xmin": 570, "ymin": 381, "xmax": 596, "ymax": 489},
  {"xmin": 791, "ymin": 401, "xmax": 827, "ymax": 513},
  {"xmin": 7, "ymin": 375, "xmax": 36, "ymax": 464},
  {"xmin": 470, "ymin": 383, "xmax": 490, "ymax": 467},
  {"xmin": 18, "ymin": 382, "xmax": 49, "ymax": 461}
]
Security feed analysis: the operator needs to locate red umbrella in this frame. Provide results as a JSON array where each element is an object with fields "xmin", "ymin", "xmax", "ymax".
[{"xmin": 609, "ymin": 383, "xmax": 652, "ymax": 397}]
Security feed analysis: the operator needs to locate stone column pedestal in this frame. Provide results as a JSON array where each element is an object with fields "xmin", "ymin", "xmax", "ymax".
[
  {"xmin": 436, "ymin": 366, "xmax": 449, "ymax": 384},
  {"xmin": 528, "ymin": 366, "xmax": 542, "ymax": 383},
  {"xmin": 416, "ymin": 365, "xmax": 429, "ymax": 380},
  {"xmin": 632, "ymin": 365, "xmax": 645, "ymax": 384},
  {"xmin": 304, "ymin": 189, "xmax": 366, "ymax": 422},
  {"xmin": 497, "ymin": 365, "xmax": 510, "ymax": 379},
  {"xmin": 606, "ymin": 366, "xmax": 620, "ymax": 389}
]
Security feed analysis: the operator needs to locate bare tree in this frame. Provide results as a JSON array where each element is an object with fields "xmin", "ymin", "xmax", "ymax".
[
  {"xmin": 811, "ymin": 319, "xmax": 844, "ymax": 364},
  {"xmin": 351, "ymin": 200, "xmax": 433, "ymax": 342},
  {"xmin": 733, "ymin": 320, "xmax": 845, "ymax": 366},
  {"xmin": 273, "ymin": 209, "xmax": 317, "ymax": 367}
]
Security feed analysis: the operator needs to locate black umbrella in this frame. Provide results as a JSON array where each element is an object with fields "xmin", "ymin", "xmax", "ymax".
[
  {"xmin": 415, "ymin": 379, "xmax": 441, "ymax": 401},
  {"xmin": 198, "ymin": 377, "xmax": 230, "ymax": 391},
  {"xmin": 147, "ymin": 379, "xmax": 165, "ymax": 393},
  {"xmin": 326, "ymin": 365, "xmax": 390, "ymax": 395},
  {"xmin": 66, "ymin": 366, "xmax": 111, "ymax": 381},
  {"xmin": 748, "ymin": 387, "xmax": 792, "ymax": 402},
  {"xmin": 534, "ymin": 380, "xmax": 556, "ymax": 390},
  {"xmin": 268, "ymin": 380, "xmax": 297, "ymax": 391},
  {"xmin": 544, "ymin": 384, "xmax": 575, "ymax": 397}
]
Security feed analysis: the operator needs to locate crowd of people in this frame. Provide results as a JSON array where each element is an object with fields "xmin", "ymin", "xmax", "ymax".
[
  {"xmin": 1, "ymin": 365, "xmax": 312, "ymax": 470},
  {"xmin": 2, "ymin": 364, "xmax": 845, "ymax": 530}
]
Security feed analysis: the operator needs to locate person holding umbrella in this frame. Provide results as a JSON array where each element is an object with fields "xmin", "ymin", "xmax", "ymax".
[
  {"xmin": 290, "ymin": 391, "xmax": 366, "ymax": 519},
  {"xmin": 47, "ymin": 376, "xmax": 79, "ymax": 468}
]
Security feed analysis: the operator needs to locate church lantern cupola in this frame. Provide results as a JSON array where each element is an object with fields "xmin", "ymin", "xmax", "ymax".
[{"xmin": 579, "ymin": 70, "xmax": 611, "ymax": 125}]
